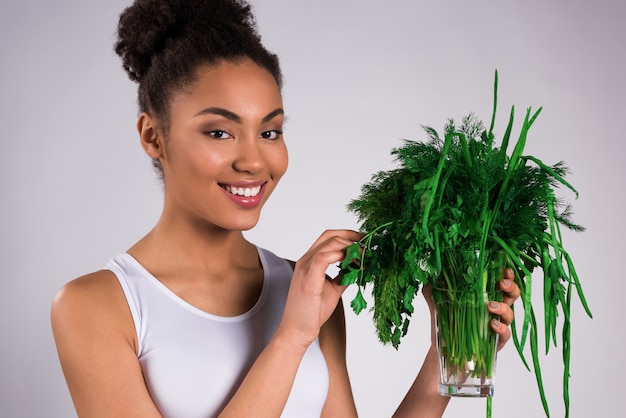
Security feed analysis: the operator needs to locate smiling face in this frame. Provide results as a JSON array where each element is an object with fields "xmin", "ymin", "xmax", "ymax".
[{"xmin": 143, "ymin": 58, "xmax": 288, "ymax": 232}]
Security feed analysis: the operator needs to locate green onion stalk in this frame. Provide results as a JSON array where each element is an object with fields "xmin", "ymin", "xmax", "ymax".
[{"xmin": 339, "ymin": 71, "xmax": 591, "ymax": 417}]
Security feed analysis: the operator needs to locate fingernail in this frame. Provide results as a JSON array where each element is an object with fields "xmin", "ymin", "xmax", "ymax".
[
  {"xmin": 492, "ymin": 319, "xmax": 502, "ymax": 329},
  {"xmin": 501, "ymin": 279, "xmax": 510, "ymax": 288},
  {"xmin": 489, "ymin": 302, "xmax": 500, "ymax": 310}
]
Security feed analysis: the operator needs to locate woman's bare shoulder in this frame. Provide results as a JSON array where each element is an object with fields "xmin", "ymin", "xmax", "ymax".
[
  {"xmin": 51, "ymin": 269, "xmax": 136, "ymax": 348},
  {"xmin": 51, "ymin": 270, "xmax": 158, "ymax": 416},
  {"xmin": 52, "ymin": 269, "xmax": 123, "ymax": 311}
]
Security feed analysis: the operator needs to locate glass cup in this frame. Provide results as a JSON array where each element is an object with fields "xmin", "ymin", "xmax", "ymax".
[
  {"xmin": 434, "ymin": 290, "xmax": 501, "ymax": 397},
  {"xmin": 432, "ymin": 249, "xmax": 505, "ymax": 397}
]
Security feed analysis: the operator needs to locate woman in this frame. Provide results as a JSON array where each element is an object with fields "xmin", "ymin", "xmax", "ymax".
[{"xmin": 51, "ymin": 0, "xmax": 520, "ymax": 416}]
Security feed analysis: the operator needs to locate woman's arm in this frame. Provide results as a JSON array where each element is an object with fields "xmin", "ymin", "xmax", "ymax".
[
  {"xmin": 393, "ymin": 270, "xmax": 521, "ymax": 417},
  {"xmin": 51, "ymin": 271, "xmax": 163, "ymax": 418},
  {"xmin": 319, "ymin": 299, "xmax": 358, "ymax": 417},
  {"xmin": 221, "ymin": 298, "xmax": 359, "ymax": 418},
  {"xmin": 392, "ymin": 346, "xmax": 450, "ymax": 417},
  {"xmin": 219, "ymin": 229, "xmax": 362, "ymax": 417}
]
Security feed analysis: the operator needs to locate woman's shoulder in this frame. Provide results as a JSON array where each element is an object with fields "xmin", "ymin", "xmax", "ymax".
[
  {"xmin": 51, "ymin": 268, "xmax": 136, "ymax": 348},
  {"xmin": 53, "ymin": 269, "xmax": 122, "ymax": 309},
  {"xmin": 50, "ymin": 269, "xmax": 152, "ymax": 415}
]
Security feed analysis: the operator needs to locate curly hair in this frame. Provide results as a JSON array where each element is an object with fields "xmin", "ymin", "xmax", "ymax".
[
  {"xmin": 115, "ymin": 0, "xmax": 282, "ymax": 118},
  {"xmin": 114, "ymin": 0, "xmax": 282, "ymax": 176}
]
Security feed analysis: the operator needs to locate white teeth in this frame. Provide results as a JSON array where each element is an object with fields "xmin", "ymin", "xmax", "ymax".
[{"xmin": 224, "ymin": 185, "xmax": 262, "ymax": 197}]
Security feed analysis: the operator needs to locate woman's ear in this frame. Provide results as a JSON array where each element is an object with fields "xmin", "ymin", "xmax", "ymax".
[{"xmin": 137, "ymin": 112, "xmax": 164, "ymax": 159}]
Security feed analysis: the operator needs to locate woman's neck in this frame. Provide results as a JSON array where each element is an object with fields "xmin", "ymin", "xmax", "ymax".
[
  {"xmin": 127, "ymin": 210, "xmax": 264, "ymax": 316},
  {"xmin": 128, "ymin": 209, "xmax": 257, "ymax": 278}
]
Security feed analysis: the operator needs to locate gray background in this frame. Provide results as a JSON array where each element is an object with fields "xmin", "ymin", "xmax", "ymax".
[{"xmin": 1, "ymin": 0, "xmax": 623, "ymax": 417}]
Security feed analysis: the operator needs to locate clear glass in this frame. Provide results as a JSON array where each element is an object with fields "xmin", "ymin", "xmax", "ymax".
[
  {"xmin": 432, "ymin": 249, "xmax": 505, "ymax": 397},
  {"xmin": 434, "ymin": 291, "xmax": 500, "ymax": 397}
]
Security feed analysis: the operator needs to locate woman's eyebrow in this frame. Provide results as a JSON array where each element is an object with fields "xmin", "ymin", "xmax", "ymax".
[
  {"xmin": 193, "ymin": 107, "xmax": 241, "ymax": 122},
  {"xmin": 193, "ymin": 107, "xmax": 284, "ymax": 124},
  {"xmin": 262, "ymin": 108, "xmax": 284, "ymax": 123}
]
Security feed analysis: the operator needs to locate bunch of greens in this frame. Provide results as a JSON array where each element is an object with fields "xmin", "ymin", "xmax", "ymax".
[{"xmin": 339, "ymin": 72, "xmax": 591, "ymax": 417}]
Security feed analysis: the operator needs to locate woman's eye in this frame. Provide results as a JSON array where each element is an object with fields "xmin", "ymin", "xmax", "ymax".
[
  {"xmin": 261, "ymin": 130, "xmax": 283, "ymax": 140},
  {"xmin": 206, "ymin": 130, "xmax": 232, "ymax": 139}
]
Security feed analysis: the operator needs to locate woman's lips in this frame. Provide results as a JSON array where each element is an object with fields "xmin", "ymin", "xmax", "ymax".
[{"xmin": 219, "ymin": 183, "xmax": 266, "ymax": 209}]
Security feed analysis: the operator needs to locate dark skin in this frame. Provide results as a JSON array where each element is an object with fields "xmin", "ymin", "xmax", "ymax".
[{"xmin": 51, "ymin": 59, "xmax": 521, "ymax": 418}]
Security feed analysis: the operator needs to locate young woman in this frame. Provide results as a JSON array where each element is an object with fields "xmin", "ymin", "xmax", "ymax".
[{"xmin": 51, "ymin": 1, "xmax": 520, "ymax": 417}]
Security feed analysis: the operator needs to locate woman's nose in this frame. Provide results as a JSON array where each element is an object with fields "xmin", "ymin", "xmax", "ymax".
[{"xmin": 232, "ymin": 136, "xmax": 263, "ymax": 174}]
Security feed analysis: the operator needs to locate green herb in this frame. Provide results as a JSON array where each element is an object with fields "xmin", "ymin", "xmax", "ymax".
[{"xmin": 339, "ymin": 71, "xmax": 591, "ymax": 417}]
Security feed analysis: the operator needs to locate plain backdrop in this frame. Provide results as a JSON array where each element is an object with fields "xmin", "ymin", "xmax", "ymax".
[{"xmin": 1, "ymin": 0, "xmax": 624, "ymax": 417}]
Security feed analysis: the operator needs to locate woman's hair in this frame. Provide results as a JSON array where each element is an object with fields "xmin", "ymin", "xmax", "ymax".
[
  {"xmin": 115, "ymin": 0, "xmax": 282, "ymax": 120},
  {"xmin": 114, "ymin": 0, "xmax": 282, "ymax": 176}
]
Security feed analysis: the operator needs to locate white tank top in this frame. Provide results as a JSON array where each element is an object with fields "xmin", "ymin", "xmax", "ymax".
[{"xmin": 105, "ymin": 247, "xmax": 329, "ymax": 418}]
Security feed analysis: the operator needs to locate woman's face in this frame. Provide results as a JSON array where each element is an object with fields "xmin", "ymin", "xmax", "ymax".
[{"xmin": 155, "ymin": 59, "xmax": 288, "ymax": 232}]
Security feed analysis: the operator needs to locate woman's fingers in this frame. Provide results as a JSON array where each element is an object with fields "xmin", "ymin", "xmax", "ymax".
[
  {"xmin": 306, "ymin": 229, "xmax": 362, "ymax": 255},
  {"xmin": 279, "ymin": 230, "xmax": 362, "ymax": 347},
  {"xmin": 292, "ymin": 229, "xmax": 363, "ymax": 306},
  {"xmin": 489, "ymin": 268, "xmax": 521, "ymax": 350},
  {"xmin": 296, "ymin": 230, "xmax": 362, "ymax": 284},
  {"xmin": 488, "ymin": 299, "xmax": 514, "ymax": 350},
  {"xmin": 499, "ymin": 268, "xmax": 521, "ymax": 306},
  {"xmin": 491, "ymin": 318, "xmax": 512, "ymax": 350}
]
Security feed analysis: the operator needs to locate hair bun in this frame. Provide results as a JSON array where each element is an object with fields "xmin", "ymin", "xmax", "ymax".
[{"xmin": 115, "ymin": 0, "xmax": 257, "ymax": 83}]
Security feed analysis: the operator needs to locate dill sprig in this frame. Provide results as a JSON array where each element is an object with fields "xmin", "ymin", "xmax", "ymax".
[{"xmin": 339, "ymin": 71, "xmax": 591, "ymax": 417}]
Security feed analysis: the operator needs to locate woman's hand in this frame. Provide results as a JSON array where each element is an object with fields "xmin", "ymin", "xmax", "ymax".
[
  {"xmin": 395, "ymin": 269, "xmax": 522, "ymax": 417},
  {"xmin": 422, "ymin": 268, "xmax": 521, "ymax": 350},
  {"xmin": 488, "ymin": 268, "xmax": 521, "ymax": 350},
  {"xmin": 276, "ymin": 229, "xmax": 362, "ymax": 349}
]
